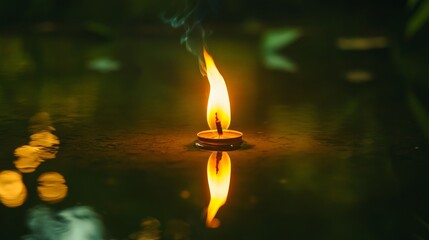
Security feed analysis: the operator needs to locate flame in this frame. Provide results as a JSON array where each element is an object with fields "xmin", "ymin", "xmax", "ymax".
[
  {"xmin": 204, "ymin": 49, "xmax": 231, "ymax": 130},
  {"xmin": 206, "ymin": 151, "xmax": 231, "ymax": 227}
]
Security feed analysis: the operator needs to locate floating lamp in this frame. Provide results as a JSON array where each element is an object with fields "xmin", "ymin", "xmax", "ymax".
[{"xmin": 196, "ymin": 49, "xmax": 243, "ymax": 150}]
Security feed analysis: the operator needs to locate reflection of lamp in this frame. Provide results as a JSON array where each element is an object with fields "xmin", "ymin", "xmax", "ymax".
[
  {"xmin": 38, "ymin": 172, "xmax": 68, "ymax": 203},
  {"xmin": 0, "ymin": 170, "xmax": 27, "ymax": 207},
  {"xmin": 29, "ymin": 131, "xmax": 59, "ymax": 160},
  {"xmin": 14, "ymin": 112, "xmax": 60, "ymax": 173},
  {"xmin": 196, "ymin": 49, "xmax": 243, "ymax": 150},
  {"xmin": 14, "ymin": 145, "xmax": 43, "ymax": 173},
  {"xmin": 206, "ymin": 151, "xmax": 231, "ymax": 228}
]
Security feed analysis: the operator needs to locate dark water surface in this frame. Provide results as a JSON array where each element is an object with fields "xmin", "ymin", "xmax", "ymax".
[{"xmin": 0, "ymin": 27, "xmax": 428, "ymax": 240}]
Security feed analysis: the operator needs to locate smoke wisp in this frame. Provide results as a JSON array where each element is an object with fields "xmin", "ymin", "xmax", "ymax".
[{"xmin": 162, "ymin": 0, "xmax": 221, "ymax": 76}]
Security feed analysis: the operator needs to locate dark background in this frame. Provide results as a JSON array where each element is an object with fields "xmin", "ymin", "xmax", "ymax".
[{"xmin": 1, "ymin": 1, "xmax": 429, "ymax": 240}]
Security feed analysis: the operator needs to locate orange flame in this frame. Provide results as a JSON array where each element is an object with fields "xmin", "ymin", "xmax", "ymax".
[
  {"xmin": 206, "ymin": 151, "xmax": 231, "ymax": 227},
  {"xmin": 204, "ymin": 49, "xmax": 231, "ymax": 130}
]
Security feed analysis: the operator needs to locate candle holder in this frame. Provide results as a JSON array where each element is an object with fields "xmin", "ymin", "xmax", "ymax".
[{"xmin": 195, "ymin": 130, "xmax": 243, "ymax": 151}]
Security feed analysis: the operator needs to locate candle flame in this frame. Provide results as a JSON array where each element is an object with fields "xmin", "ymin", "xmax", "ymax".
[
  {"xmin": 204, "ymin": 49, "xmax": 231, "ymax": 130},
  {"xmin": 206, "ymin": 152, "xmax": 231, "ymax": 227}
]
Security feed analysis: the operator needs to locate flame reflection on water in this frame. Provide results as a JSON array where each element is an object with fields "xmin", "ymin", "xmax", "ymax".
[
  {"xmin": 14, "ymin": 112, "xmax": 59, "ymax": 173},
  {"xmin": 206, "ymin": 151, "xmax": 231, "ymax": 228},
  {"xmin": 0, "ymin": 170, "xmax": 27, "ymax": 207},
  {"xmin": 1, "ymin": 112, "xmax": 67, "ymax": 208},
  {"xmin": 37, "ymin": 172, "xmax": 68, "ymax": 204}
]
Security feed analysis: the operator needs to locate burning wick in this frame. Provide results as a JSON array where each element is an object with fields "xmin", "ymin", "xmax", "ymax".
[{"xmin": 215, "ymin": 113, "xmax": 223, "ymax": 137}]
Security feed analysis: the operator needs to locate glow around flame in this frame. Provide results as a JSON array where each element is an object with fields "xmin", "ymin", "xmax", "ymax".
[
  {"xmin": 206, "ymin": 151, "xmax": 231, "ymax": 227},
  {"xmin": 204, "ymin": 49, "xmax": 231, "ymax": 130}
]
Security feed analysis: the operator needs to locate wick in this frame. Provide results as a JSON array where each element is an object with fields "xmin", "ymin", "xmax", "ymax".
[
  {"xmin": 215, "ymin": 112, "xmax": 223, "ymax": 137},
  {"xmin": 215, "ymin": 151, "xmax": 222, "ymax": 174}
]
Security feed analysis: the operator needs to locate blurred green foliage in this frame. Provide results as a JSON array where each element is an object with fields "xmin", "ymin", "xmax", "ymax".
[
  {"xmin": 0, "ymin": 37, "xmax": 33, "ymax": 77},
  {"xmin": 406, "ymin": 0, "xmax": 429, "ymax": 37},
  {"xmin": 262, "ymin": 28, "xmax": 300, "ymax": 72}
]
